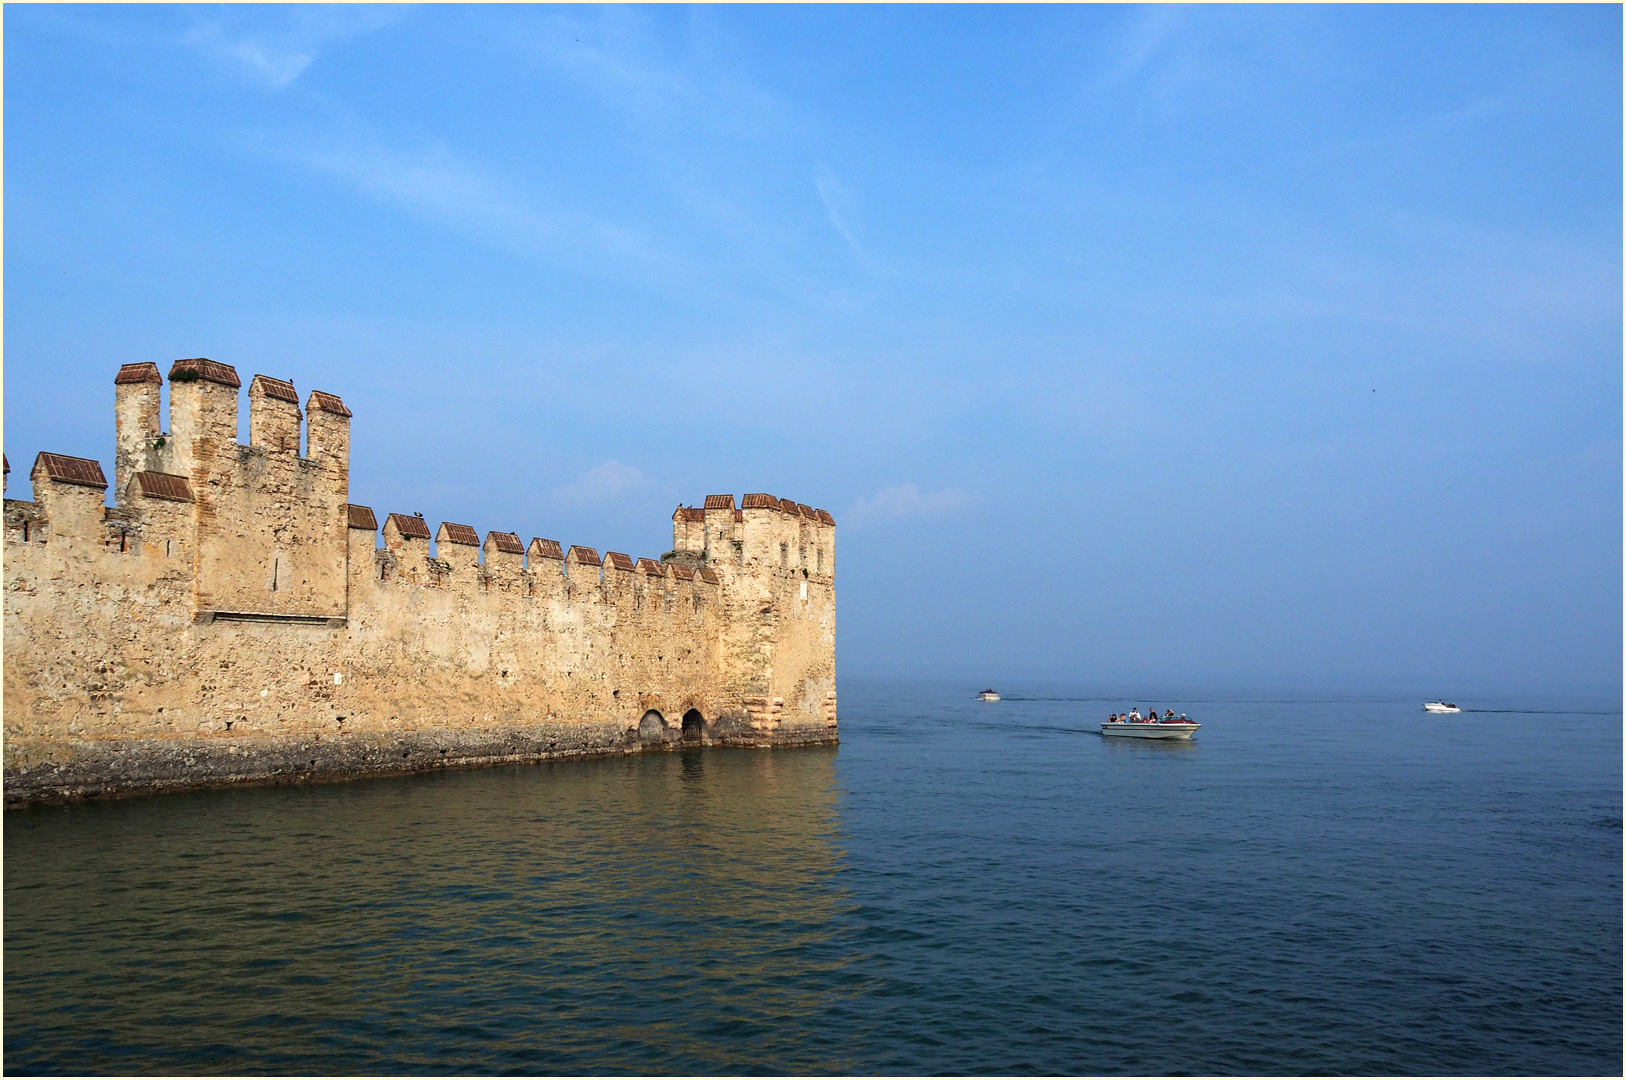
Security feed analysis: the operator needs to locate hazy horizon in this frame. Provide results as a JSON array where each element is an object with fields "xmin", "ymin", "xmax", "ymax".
[{"xmin": 5, "ymin": 6, "xmax": 1619, "ymax": 693}]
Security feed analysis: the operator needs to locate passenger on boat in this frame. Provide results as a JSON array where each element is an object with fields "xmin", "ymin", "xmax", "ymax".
[
  {"xmin": 1129, "ymin": 708, "xmax": 1141, "ymax": 722},
  {"xmin": 1164, "ymin": 710, "xmax": 1175, "ymax": 721},
  {"xmin": 1108, "ymin": 713, "xmax": 1118, "ymax": 723}
]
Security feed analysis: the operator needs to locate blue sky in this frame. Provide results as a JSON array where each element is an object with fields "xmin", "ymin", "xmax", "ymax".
[{"xmin": 5, "ymin": 5, "xmax": 1620, "ymax": 691}]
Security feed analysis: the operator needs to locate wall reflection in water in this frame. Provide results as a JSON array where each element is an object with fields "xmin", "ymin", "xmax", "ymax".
[{"xmin": 5, "ymin": 746, "xmax": 861, "ymax": 1075}]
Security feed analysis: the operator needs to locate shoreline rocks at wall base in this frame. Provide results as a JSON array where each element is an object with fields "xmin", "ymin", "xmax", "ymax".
[{"xmin": 3, "ymin": 722, "xmax": 839, "ymax": 808}]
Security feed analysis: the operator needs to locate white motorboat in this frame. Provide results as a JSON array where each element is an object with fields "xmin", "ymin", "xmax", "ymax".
[
  {"xmin": 1423, "ymin": 701, "xmax": 1461, "ymax": 713},
  {"xmin": 977, "ymin": 689, "xmax": 1001, "ymax": 702},
  {"xmin": 1101, "ymin": 717, "xmax": 1199, "ymax": 740}
]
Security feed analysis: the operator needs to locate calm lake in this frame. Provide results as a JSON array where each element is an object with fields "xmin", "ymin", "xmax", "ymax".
[{"xmin": 5, "ymin": 681, "xmax": 1621, "ymax": 1074}]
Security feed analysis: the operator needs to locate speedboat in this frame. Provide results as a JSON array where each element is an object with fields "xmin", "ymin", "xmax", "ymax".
[
  {"xmin": 1423, "ymin": 701, "xmax": 1461, "ymax": 713},
  {"xmin": 977, "ymin": 689, "xmax": 1001, "ymax": 702},
  {"xmin": 1101, "ymin": 716, "xmax": 1199, "ymax": 740}
]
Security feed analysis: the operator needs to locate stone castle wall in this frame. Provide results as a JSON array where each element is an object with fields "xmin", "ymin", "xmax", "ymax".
[{"xmin": 3, "ymin": 360, "xmax": 836, "ymax": 806}]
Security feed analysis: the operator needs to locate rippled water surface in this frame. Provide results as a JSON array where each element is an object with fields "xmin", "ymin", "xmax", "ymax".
[{"xmin": 6, "ymin": 683, "xmax": 1621, "ymax": 1074}]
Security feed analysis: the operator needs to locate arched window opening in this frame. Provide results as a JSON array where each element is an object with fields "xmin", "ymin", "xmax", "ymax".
[{"xmin": 638, "ymin": 710, "xmax": 666, "ymax": 743}]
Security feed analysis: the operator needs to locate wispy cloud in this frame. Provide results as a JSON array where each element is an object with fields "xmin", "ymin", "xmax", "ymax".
[
  {"xmin": 526, "ymin": 8, "xmax": 790, "ymax": 141},
  {"xmin": 180, "ymin": 8, "xmax": 400, "ymax": 89},
  {"xmin": 263, "ymin": 135, "xmax": 692, "ymax": 286},
  {"xmin": 814, "ymin": 162, "xmax": 872, "ymax": 270},
  {"xmin": 553, "ymin": 460, "xmax": 647, "ymax": 507},
  {"xmin": 845, "ymin": 483, "xmax": 975, "ymax": 526}
]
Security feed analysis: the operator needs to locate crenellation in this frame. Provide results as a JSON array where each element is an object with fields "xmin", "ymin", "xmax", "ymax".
[
  {"xmin": 114, "ymin": 363, "xmax": 164, "ymax": 501},
  {"xmin": 483, "ymin": 531, "xmax": 525, "ymax": 586},
  {"xmin": 166, "ymin": 358, "xmax": 239, "ymax": 479},
  {"xmin": 672, "ymin": 505, "xmax": 705, "ymax": 555},
  {"xmin": 603, "ymin": 551, "xmax": 636, "ymax": 612},
  {"xmin": 383, "ymin": 513, "xmax": 430, "ymax": 583},
  {"xmin": 566, "ymin": 545, "xmax": 602, "ymax": 601},
  {"xmin": 346, "ymin": 504, "xmax": 378, "ymax": 531},
  {"xmin": 30, "ymin": 453, "xmax": 110, "ymax": 539},
  {"xmin": 700, "ymin": 494, "xmax": 735, "ymax": 562},
  {"xmin": 5, "ymin": 361, "xmax": 837, "ymax": 806},
  {"xmin": 248, "ymin": 376, "xmax": 302, "ymax": 454},
  {"xmin": 527, "ymin": 538, "xmax": 565, "ymax": 600},
  {"xmin": 303, "ymin": 391, "xmax": 350, "ymax": 494}
]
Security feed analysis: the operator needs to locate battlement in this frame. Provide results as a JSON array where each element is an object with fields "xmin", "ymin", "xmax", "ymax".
[
  {"xmin": 8, "ymin": 361, "xmax": 815, "ymax": 612},
  {"xmin": 4, "ymin": 359, "xmax": 837, "ymax": 805},
  {"xmin": 670, "ymin": 491, "xmax": 836, "ymax": 576}
]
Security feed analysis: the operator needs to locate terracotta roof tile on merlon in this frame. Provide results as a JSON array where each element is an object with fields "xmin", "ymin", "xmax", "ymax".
[
  {"xmin": 487, "ymin": 531, "xmax": 524, "ymax": 555},
  {"xmin": 308, "ymin": 391, "xmax": 353, "ymax": 418},
  {"xmin": 741, "ymin": 493, "xmax": 777, "ymax": 510},
  {"xmin": 669, "ymin": 564, "xmax": 695, "ymax": 581},
  {"xmin": 114, "ymin": 362, "xmax": 162, "ymax": 386},
  {"xmin": 696, "ymin": 567, "xmax": 719, "ymax": 584},
  {"xmin": 347, "ymin": 504, "xmax": 378, "ymax": 530},
  {"xmin": 250, "ymin": 375, "xmax": 299, "ymax": 404},
  {"xmin": 816, "ymin": 509, "xmax": 835, "ymax": 526},
  {"xmin": 386, "ymin": 513, "xmax": 432, "ymax": 540},
  {"xmin": 605, "ymin": 552, "xmax": 634, "ymax": 572},
  {"xmin": 529, "ymin": 538, "xmax": 564, "ymax": 560},
  {"xmin": 704, "ymin": 494, "xmax": 736, "ymax": 510},
  {"xmin": 637, "ymin": 558, "xmax": 665, "ymax": 576},
  {"xmin": 438, "ymin": 522, "xmax": 480, "ymax": 547},
  {"xmin": 168, "ymin": 358, "xmax": 241, "ymax": 389},
  {"xmin": 569, "ymin": 545, "xmax": 601, "ymax": 565},
  {"xmin": 33, "ymin": 453, "xmax": 108, "ymax": 489},
  {"xmin": 135, "ymin": 472, "xmax": 193, "ymax": 503}
]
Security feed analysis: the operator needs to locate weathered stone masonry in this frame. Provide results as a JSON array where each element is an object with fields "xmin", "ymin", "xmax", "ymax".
[{"xmin": 3, "ymin": 360, "xmax": 836, "ymax": 806}]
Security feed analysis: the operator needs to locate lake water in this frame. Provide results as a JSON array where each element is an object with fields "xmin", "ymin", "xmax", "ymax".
[{"xmin": 6, "ymin": 682, "xmax": 1621, "ymax": 1075}]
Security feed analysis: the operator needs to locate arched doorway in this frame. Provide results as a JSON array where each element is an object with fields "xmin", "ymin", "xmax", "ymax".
[
  {"xmin": 681, "ymin": 709, "xmax": 705, "ymax": 742},
  {"xmin": 638, "ymin": 710, "xmax": 666, "ymax": 742}
]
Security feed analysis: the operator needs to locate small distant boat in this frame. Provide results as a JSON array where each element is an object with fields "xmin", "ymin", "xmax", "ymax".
[
  {"xmin": 1101, "ymin": 716, "xmax": 1199, "ymax": 740},
  {"xmin": 977, "ymin": 689, "xmax": 1001, "ymax": 702},
  {"xmin": 1424, "ymin": 701, "xmax": 1461, "ymax": 713}
]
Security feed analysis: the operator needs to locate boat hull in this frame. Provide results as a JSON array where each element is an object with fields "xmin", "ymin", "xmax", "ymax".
[
  {"xmin": 1101, "ymin": 722, "xmax": 1199, "ymax": 740},
  {"xmin": 1423, "ymin": 704, "xmax": 1461, "ymax": 713}
]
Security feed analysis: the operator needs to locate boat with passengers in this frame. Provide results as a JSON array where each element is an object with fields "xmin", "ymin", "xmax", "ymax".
[{"xmin": 1101, "ymin": 707, "xmax": 1200, "ymax": 740}]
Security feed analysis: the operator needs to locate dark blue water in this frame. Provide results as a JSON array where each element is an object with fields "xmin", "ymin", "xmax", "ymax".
[{"xmin": 6, "ymin": 683, "xmax": 1621, "ymax": 1074}]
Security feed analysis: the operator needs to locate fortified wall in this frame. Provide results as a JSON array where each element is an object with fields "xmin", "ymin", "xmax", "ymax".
[{"xmin": 3, "ymin": 360, "xmax": 836, "ymax": 806}]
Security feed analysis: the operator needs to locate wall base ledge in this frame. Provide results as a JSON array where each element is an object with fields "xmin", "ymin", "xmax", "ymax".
[{"xmin": 3, "ymin": 724, "xmax": 839, "ymax": 808}]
